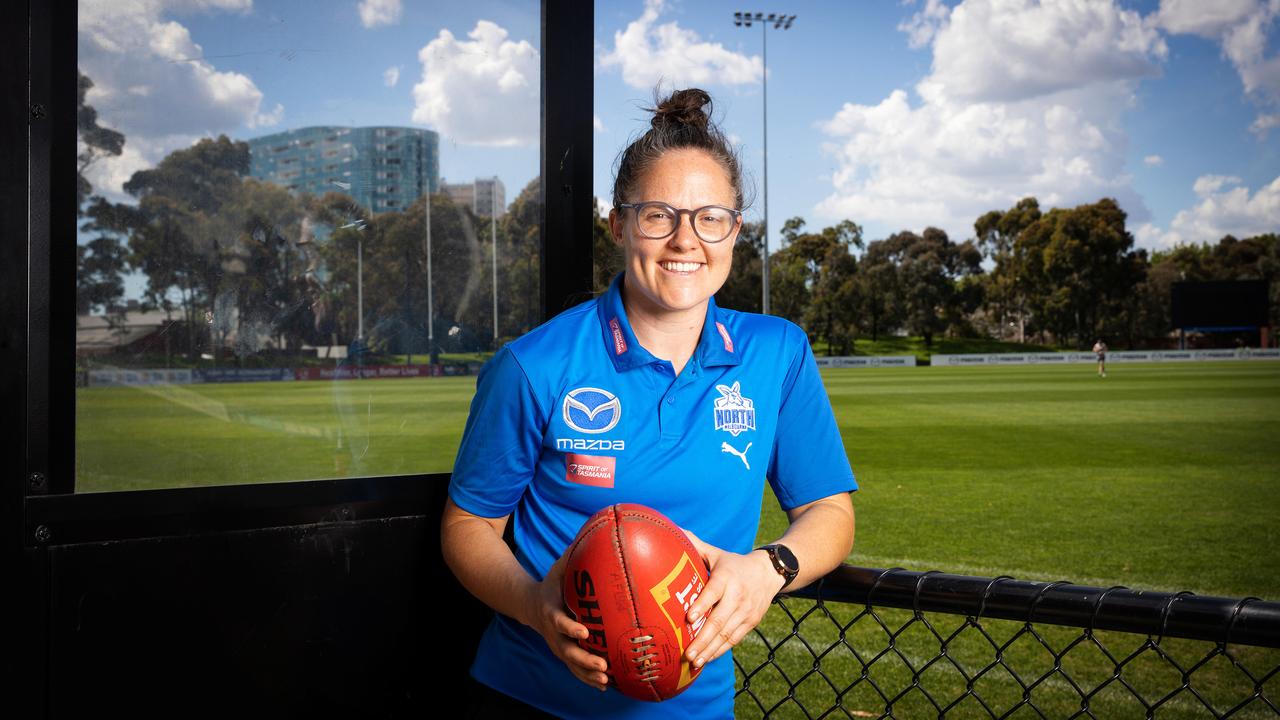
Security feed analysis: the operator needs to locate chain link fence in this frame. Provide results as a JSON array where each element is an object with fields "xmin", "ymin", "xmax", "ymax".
[{"xmin": 735, "ymin": 566, "xmax": 1280, "ymax": 719}]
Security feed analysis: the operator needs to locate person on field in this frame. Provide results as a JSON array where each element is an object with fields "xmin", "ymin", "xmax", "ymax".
[
  {"xmin": 441, "ymin": 88, "xmax": 857, "ymax": 719},
  {"xmin": 1093, "ymin": 339, "xmax": 1108, "ymax": 377}
]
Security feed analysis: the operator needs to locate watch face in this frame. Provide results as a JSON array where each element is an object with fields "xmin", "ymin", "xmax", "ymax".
[{"xmin": 774, "ymin": 544, "xmax": 798, "ymax": 575}]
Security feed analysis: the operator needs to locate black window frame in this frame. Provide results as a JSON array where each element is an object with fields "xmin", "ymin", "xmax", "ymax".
[{"xmin": 10, "ymin": 0, "xmax": 594, "ymax": 546}]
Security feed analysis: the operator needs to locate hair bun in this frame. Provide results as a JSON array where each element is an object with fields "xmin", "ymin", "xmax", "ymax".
[{"xmin": 651, "ymin": 88, "xmax": 712, "ymax": 132}]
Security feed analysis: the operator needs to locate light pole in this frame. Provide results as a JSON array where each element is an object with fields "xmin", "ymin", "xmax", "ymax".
[
  {"xmin": 338, "ymin": 219, "xmax": 369, "ymax": 342},
  {"xmin": 733, "ymin": 11, "xmax": 795, "ymax": 316},
  {"xmin": 491, "ymin": 176, "xmax": 499, "ymax": 347},
  {"xmin": 357, "ymin": 235, "xmax": 363, "ymax": 341},
  {"xmin": 425, "ymin": 180, "xmax": 434, "ymax": 361}
]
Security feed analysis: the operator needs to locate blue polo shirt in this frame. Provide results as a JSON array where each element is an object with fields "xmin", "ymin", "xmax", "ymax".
[{"xmin": 449, "ymin": 273, "xmax": 857, "ymax": 719}]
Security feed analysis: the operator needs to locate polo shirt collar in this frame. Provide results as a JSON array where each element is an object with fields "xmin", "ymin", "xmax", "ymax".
[
  {"xmin": 698, "ymin": 296, "xmax": 741, "ymax": 368},
  {"xmin": 596, "ymin": 273, "xmax": 741, "ymax": 372}
]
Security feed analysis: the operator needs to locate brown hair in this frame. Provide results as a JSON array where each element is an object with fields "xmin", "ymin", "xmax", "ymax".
[{"xmin": 611, "ymin": 88, "xmax": 747, "ymax": 211}]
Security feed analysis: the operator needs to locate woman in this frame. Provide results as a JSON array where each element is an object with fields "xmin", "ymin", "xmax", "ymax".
[{"xmin": 443, "ymin": 88, "xmax": 856, "ymax": 719}]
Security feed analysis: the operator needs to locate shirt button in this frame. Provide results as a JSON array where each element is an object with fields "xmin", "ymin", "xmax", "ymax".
[{"xmin": 666, "ymin": 397, "xmax": 675, "ymax": 405}]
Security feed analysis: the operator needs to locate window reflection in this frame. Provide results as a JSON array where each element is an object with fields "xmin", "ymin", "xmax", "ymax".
[{"xmin": 75, "ymin": 1, "xmax": 542, "ymax": 492}]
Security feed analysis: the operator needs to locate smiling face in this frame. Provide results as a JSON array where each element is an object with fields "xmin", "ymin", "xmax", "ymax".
[{"xmin": 610, "ymin": 148, "xmax": 741, "ymax": 323}]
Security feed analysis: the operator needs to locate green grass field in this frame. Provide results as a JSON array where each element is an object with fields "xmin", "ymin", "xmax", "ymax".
[
  {"xmin": 77, "ymin": 361, "xmax": 1280, "ymax": 717},
  {"xmin": 77, "ymin": 360, "xmax": 1280, "ymax": 598}
]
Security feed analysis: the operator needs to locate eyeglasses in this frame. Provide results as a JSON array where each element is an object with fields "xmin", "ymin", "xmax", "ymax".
[{"xmin": 617, "ymin": 201, "xmax": 742, "ymax": 244}]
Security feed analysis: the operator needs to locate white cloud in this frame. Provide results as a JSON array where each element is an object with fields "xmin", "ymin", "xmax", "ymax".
[
  {"xmin": 1144, "ymin": 154, "xmax": 1164, "ymax": 166},
  {"xmin": 1157, "ymin": 0, "xmax": 1262, "ymax": 38},
  {"xmin": 917, "ymin": 0, "xmax": 1165, "ymax": 104},
  {"xmin": 817, "ymin": 0, "xmax": 1160, "ymax": 239},
  {"xmin": 250, "ymin": 102, "xmax": 284, "ymax": 128},
  {"xmin": 1193, "ymin": 174, "xmax": 1243, "ymax": 196},
  {"xmin": 598, "ymin": 0, "xmax": 762, "ymax": 89},
  {"xmin": 81, "ymin": 133, "xmax": 204, "ymax": 204},
  {"xmin": 358, "ymin": 0, "xmax": 402, "ymax": 29},
  {"xmin": 1251, "ymin": 111, "xmax": 1280, "ymax": 136},
  {"xmin": 77, "ymin": 0, "xmax": 276, "ymax": 198},
  {"xmin": 593, "ymin": 115, "xmax": 605, "ymax": 133},
  {"xmin": 898, "ymin": 0, "xmax": 951, "ymax": 49},
  {"xmin": 595, "ymin": 196, "xmax": 613, "ymax": 218},
  {"xmin": 383, "ymin": 65, "xmax": 401, "ymax": 87},
  {"xmin": 411, "ymin": 21, "xmax": 538, "ymax": 146},
  {"xmin": 1136, "ymin": 175, "xmax": 1280, "ymax": 248},
  {"xmin": 1157, "ymin": 0, "xmax": 1280, "ymax": 136}
]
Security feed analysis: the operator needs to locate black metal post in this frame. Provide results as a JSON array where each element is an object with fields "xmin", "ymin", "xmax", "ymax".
[{"xmin": 541, "ymin": 0, "xmax": 595, "ymax": 319}]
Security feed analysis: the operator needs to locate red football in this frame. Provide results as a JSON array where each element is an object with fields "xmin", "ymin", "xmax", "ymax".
[{"xmin": 562, "ymin": 503, "xmax": 710, "ymax": 702}]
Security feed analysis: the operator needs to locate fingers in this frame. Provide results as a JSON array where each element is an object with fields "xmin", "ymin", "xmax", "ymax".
[
  {"xmin": 552, "ymin": 609, "xmax": 589, "ymax": 642},
  {"xmin": 686, "ymin": 571, "xmax": 722, "ymax": 637},
  {"xmin": 552, "ymin": 635, "xmax": 610, "ymax": 689},
  {"xmin": 688, "ymin": 593, "xmax": 737, "ymax": 667},
  {"xmin": 687, "ymin": 593, "xmax": 769, "ymax": 667},
  {"xmin": 685, "ymin": 575, "xmax": 730, "ymax": 665},
  {"xmin": 683, "ymin": 550, "xmax": 779, "ymax": 668},
  {"xmin": 536, "ymin": 577, "xmax": 609, "ymax": 690}
]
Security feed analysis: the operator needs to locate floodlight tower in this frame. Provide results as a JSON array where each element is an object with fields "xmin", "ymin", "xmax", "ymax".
[
  {"xmin": 733, "ymin": 11, "xmax": 795, "ymax": 316},
  {"xmin": 492, "ymin": 176, "xmax": 499, "ymax": 346}
]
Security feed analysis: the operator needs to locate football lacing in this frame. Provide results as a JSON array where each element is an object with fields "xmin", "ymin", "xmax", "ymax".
[{"xmin": 629, "ymin": 635, "xmax": 661, "ymax": 682}]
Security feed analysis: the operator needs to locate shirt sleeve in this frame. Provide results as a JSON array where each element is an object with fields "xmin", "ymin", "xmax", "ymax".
[
  {"xmin": 448, "ymin": 347, "xmax": 547, "ymax": 518},
  {"xmin": 766, "ymin": 328, "xmax": 858, "ymax": 510}
]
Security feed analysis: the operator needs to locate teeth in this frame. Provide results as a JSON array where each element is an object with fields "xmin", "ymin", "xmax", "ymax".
[{"xmin": 661, "ymin": 261, "xmax": 702, "ymax": 273}]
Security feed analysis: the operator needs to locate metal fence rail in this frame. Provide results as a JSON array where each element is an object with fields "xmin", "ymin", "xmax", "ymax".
[{"xmin": 735, "ymin": 566, "xmax": 1280, "ymax": 719}]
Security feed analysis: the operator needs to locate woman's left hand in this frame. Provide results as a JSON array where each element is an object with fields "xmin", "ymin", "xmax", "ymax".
[{"xmin": 680, "ymin": 528, "xmax": 786, "ymax": 669}]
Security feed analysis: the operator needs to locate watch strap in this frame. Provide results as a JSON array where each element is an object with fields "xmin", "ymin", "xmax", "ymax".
[{"xmin": 757, "ymin": 543, "xmax": 798, "ymax": 591}]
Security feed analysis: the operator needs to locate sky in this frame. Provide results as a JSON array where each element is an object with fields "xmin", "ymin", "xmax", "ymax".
[{"xmin": 79, "ymin": 0, "xmax": 1280, "ymax": 255}]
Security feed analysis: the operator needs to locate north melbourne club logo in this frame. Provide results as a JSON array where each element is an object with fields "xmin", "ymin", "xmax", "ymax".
[
  {"xmin": 713, "ymin": 381, "xmax": 756, "ymax": 437},
  {"xmin": 563, "ymin": 387, "xmax": 622, "ymax": 434}
]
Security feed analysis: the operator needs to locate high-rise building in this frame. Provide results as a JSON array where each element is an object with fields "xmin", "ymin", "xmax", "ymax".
[
  {"xmin": 441, "ymin": 177, "xmax": 506, "ymax": 217},
  {"xmin": 247, "ymin": 126, "xmax": 439, "ymax": 214}
]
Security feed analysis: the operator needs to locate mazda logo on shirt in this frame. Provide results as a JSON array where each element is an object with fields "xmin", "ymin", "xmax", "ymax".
[{"xmin": 562, "ymin": 387, "xmax": 621, "ymax": 434}]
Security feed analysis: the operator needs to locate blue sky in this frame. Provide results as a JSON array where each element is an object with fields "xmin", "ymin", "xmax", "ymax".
[{"xmin": 80, "ymin": 0, "xmax": 1279, "ymax": 254}]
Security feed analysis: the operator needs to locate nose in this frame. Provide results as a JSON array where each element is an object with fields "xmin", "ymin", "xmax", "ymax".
[{"xmin": 667, "ymin": 209, "xmax": 700, "ymax": 251}]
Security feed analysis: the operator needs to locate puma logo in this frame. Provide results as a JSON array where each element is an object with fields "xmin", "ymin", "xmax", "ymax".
[{"xmin": 720, "ymin": 441, "xmax": 752, "ymax": 470}]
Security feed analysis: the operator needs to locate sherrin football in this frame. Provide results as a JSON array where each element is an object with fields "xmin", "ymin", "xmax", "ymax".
[{"xmin": 562, "ymin": 503, "xmax": 710, "ymax": 701}]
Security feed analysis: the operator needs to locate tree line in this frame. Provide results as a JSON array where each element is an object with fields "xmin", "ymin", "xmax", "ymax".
[
  {"xmin": 701, "ymin": 196, "xmax": 1277, "ymax": 352},
  {"xmin": 78, "ymin": 137, "xmax": 545, "ymax": 360},
  {"xmin": 78, "ymin": 73, "xmax": 1277, "ymax": 359},
  {"xmin": 77, "ymin": 72, "xmax": 544, "ymax": 361}
]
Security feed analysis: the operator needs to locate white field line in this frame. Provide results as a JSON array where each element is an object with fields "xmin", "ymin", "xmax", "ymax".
[
  {"xmin": 122, "ymin": 379, "xmax": 337, "ymax": 441},
  {"xmin": 738, "ymin": 631, "xmax": 1276, "ymax": 719}
]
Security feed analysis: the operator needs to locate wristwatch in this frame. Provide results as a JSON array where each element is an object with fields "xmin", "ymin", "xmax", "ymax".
[{"xmin": 756, "ymin": 543, "xmax": 799, "ymax": 591}]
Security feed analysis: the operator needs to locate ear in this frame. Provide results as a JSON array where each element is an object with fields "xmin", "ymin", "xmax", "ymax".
[
  {"xmin": 609, "ymin": 208, "xmax": 624, "ymax": 247},
  {"xmin": 725, "ymin": 214, "xmax": 744, "ymax": 245}
]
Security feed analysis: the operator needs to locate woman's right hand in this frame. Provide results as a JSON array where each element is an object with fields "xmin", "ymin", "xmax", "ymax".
[{"xmin": 526, "ymin": 552, "xmax": 610, "ymax": 691}]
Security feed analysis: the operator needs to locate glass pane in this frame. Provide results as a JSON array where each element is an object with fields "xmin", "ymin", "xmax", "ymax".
[{"xmin": 75, "ymin": 1, "xmax": 541, "ymax": 491}]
